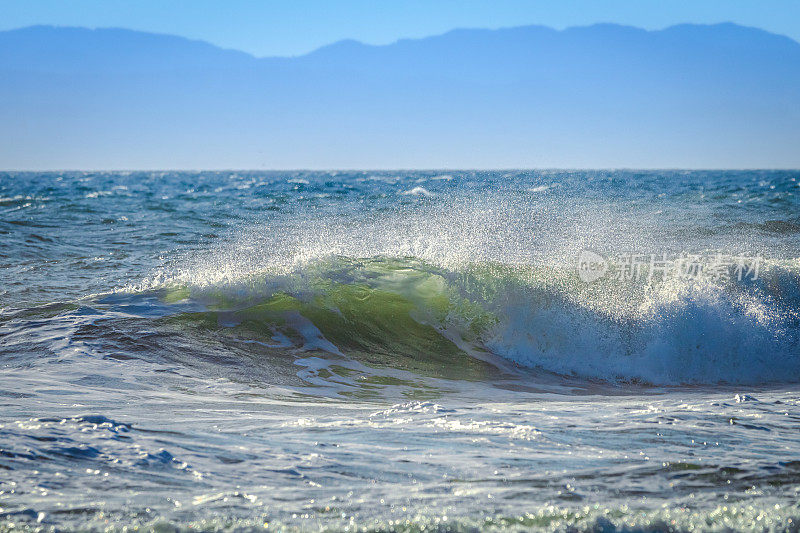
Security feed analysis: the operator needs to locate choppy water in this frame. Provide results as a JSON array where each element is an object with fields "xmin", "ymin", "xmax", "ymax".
[{"xmin": 1, "ymin": 170, "xmax": 800, "ymax": 531}]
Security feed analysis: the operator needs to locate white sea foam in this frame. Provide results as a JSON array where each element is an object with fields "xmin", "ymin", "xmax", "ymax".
[{"xmin": 401, "ymin": 186, "xmax": 434, "ymax": 196}]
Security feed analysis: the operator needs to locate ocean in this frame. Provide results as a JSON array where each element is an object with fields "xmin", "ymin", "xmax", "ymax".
[{"xmin": 1, "ymin": 170, "xmax": 799, "ymax": 531}]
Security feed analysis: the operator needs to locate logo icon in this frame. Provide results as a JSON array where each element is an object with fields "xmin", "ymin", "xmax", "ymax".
[{"xmin": 577, "ymin": 250, "xmax": 607, "ymax": 283}]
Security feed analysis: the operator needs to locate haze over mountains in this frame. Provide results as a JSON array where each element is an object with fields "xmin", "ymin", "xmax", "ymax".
[{"xmin": 1, "ymin": 23, "xmax": 799, "ymax": 169}]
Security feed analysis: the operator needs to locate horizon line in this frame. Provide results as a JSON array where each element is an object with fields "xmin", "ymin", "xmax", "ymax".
[{"xmin": 3, "ymin": 167, "xmax": 799, "ymax": 173}]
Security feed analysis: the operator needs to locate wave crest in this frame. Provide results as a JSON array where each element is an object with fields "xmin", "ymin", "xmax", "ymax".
[{"xmin": 148, "ymin": 255, "xmax": 800, "ymax": 386}]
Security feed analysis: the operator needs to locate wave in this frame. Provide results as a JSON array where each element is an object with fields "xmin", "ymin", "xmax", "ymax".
[
  {"xmin": 110, "ymin": 189, "xmax": 800, "ymax": 387},
  {"xmin": 142, "ymin": 253, "xmax": 800, "ymax": 386}
]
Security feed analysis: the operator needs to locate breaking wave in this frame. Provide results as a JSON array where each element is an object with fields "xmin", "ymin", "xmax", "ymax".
[
  {"xmin": 140, "ymin": 253, "xmax": 800, "ymax": 386},
  {"xmin": 113, "ymin": 186, "xmax": 800, "ymax": 387}
]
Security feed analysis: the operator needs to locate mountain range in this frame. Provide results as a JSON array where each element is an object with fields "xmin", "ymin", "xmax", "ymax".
[{"xmin": 1, "ymin": 23, "xmax": 799, "ymax": 169}]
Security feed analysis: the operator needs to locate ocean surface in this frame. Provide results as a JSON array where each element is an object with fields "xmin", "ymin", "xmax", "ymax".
[{"xmin": 1, "ymin": 170, "xmax": 799, "ymax": 532}]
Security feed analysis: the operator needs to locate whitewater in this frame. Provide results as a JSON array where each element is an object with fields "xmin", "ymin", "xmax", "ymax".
[{"xmin": 1, "ymin": 170, "xmax": 799, "ymax": 531}]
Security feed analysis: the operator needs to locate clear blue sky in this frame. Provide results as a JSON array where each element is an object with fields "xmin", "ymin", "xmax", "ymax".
[{"xmin": 2, "ymin": 0, "xmax": 799, "ymax": 57}]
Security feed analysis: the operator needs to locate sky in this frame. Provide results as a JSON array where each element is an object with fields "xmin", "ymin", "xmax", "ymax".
[{"xmin": 1, "ymin": 0, "xmax": 800, "ymax": 57}]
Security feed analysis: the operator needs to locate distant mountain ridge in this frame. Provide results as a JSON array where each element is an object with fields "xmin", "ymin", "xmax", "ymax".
[
  {"xmin": 0, "ymin": 25, "xmax": 257, "ymax": 73},
  {"xmin": 1, "ymin": 23, "xmax": 799, "ymax": 169}
]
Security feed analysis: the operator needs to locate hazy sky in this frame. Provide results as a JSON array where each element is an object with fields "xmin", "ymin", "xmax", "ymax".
[{"xmin": 2, "ymin": 0, "xmax": 799, "ymax": 56}]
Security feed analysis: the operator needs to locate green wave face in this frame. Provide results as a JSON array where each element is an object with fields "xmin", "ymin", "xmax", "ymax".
[{"xmin": 163, "ymin": 258, "xmax": 502, "ymax": 382}]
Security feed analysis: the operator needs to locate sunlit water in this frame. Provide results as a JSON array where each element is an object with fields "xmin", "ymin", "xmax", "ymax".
[{"xmin": 1, "ymin": 170, "xmax": 799, "ymax": 531}]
